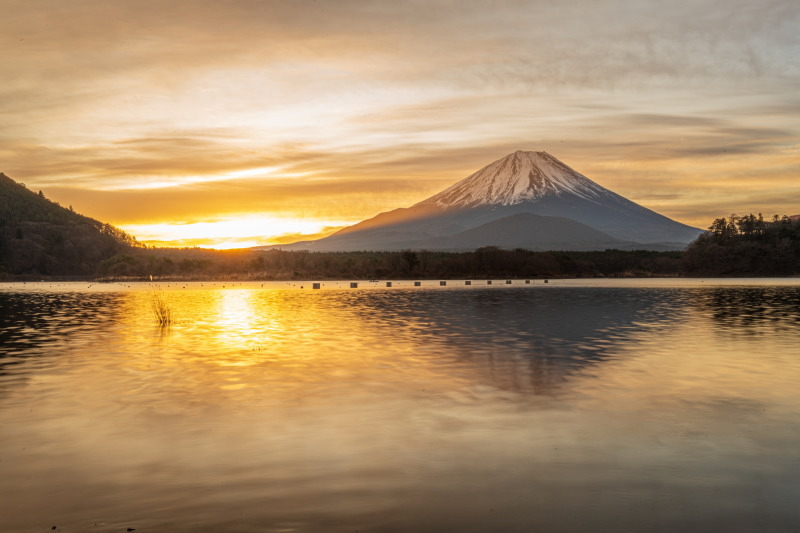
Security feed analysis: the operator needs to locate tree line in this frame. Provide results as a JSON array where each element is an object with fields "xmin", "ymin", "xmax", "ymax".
[
  {"xmin": 683, "ymin": 214, "xmax": 800, "ymax": 276},
  {"xmin": 91, "ymin": 247, "xmax": 684, "ymax": 281}
]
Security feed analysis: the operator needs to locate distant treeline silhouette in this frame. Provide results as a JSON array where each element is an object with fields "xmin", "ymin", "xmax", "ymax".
[
  {"xmin": 91, "ymin": 247, "xmax": 684, "ymax": 280},
  {"xmin": 683, "ymin": 214, "xmax": 800, "ymax": 276}
]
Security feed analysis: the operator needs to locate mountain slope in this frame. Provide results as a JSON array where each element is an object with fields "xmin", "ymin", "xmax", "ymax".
[
  {"xmin": 0, "ymin": 172, "xmax": 138, "ymax": 276},
  {"xmin": 267, "ymin": 151, "xmax": 702, "ymax": 252},
  {"xmin": 416, "ymin": 213, "xmax": 628, "ymax": 251}
]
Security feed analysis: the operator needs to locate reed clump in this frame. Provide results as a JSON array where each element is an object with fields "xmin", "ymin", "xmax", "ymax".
[{"xmin": 148, "ymin": 289, "xmax": 174, "ymax": 325}]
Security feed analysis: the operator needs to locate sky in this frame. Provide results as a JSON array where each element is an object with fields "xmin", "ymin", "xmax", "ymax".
[{"xmin": 2, "ymin": 0, "xmax": 799, "ymax": 249}]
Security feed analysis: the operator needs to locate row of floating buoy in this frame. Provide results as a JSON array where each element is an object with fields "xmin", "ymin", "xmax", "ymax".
[{"xmin": 311, "ymin": 279, "xmax": 548, "ymax": 289}]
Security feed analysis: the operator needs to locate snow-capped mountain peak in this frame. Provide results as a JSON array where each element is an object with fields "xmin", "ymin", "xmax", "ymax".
[
  {"xmin": 263, "ymin": 149, "xmax": 703, "ymax": 252},
  {"xmin": 416, "ymin": 150, "xmax": 610, "ymax": 208}
]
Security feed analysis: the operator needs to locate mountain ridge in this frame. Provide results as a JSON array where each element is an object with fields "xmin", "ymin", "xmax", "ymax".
[{"xmin": 264, "ymin": 150, "xmax": 702, "ymax": 252}]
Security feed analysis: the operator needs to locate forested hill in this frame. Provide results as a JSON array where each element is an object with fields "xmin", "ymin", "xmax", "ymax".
[
  {"xmin": 0, "ymin": 172, "xmax": 140, "ymax": 277},
  {"xmin": 683, "ymin": 214, "xmax": 800, "ymax": 275}
]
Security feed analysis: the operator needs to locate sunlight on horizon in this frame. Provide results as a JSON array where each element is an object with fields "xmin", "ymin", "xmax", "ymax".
[{"xmin": 121, "ymin": 214, "xmax": 353, "ymax": 249}]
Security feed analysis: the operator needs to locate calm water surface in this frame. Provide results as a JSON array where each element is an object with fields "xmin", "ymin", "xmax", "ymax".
[{"xmin": 1, "ymin": 279, "xmax": 799, "ymax": 532}]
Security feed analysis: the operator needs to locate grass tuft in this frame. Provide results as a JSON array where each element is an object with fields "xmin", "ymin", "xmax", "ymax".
[{"xmin": 148, "ymin": 289, "xmax": 174, "ymax": 325}]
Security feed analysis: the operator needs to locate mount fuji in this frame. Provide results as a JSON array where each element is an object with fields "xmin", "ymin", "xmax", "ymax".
[{"xmin": 266, "ymin": 151, "xmax": 702, "ymax": 252}]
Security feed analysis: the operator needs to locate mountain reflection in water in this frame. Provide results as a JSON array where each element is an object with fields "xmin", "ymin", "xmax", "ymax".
[
  {"xmin": 340, "ymin": 287, "xmax": 691, "ymax": 394},
  {"xmin": 1, "ymin": 280, "xmax": 799, "ymax": 533}
]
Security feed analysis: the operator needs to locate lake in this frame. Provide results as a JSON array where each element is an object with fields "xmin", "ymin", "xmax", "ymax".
[{"xmin": 2, "ymin": 279, "xmax": 800, "ymax": 532}]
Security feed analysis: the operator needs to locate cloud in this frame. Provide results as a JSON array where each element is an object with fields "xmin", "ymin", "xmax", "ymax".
[
  {"xmin": 40, "ymin": 171, "xmax": 437, "ymax": 225},
  {"xmin": 616, "ymin": 114, "xmax": 726, "ymax": 129},
  {"xmin": 660, "ymin": 186, "xmax": 800, "ymax": 226},
  {"xmin": 2, "ymin": 0, "xmax": 799, "ymax": 246},
  {"xmin": 5, "ymin": 1, "xmax": 798, "ymax": 99}
]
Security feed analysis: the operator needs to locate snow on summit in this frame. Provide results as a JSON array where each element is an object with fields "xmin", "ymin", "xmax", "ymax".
[{"xmin": 417, "ymin": 150, "xmax": 612, "ymax": 208}]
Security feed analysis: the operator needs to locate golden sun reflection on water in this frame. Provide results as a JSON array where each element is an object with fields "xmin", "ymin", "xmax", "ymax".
[
  {"xmin": 213, "ymin": 289, "xmax": 270, "ymax": 366},
  {"xmin": 113, "ymin": 284, "xmax": 462, "ymax": 406}
]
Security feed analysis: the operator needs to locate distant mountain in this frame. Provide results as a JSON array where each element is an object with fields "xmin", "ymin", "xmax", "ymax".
[
  {"xmin": 0, "ymin": 172, "xmax": 138, "ymax": 277},
  {"xmin": 265, "ymin": 151, "xmax": 702, "ymax": 252}
]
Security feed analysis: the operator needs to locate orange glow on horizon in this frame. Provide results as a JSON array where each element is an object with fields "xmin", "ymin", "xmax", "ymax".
[{"xmin": 120, "ymin": 214, "xmax": 352, "ymax": 250}]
